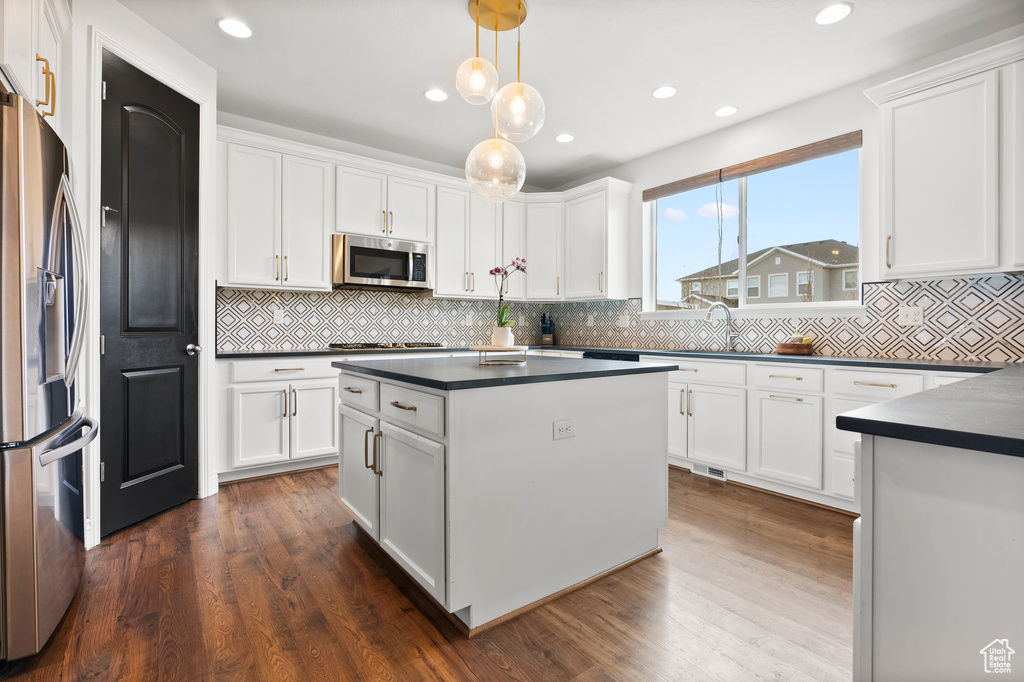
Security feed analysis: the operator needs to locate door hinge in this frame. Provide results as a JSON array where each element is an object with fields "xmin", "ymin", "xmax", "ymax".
[
  {"xmin": 100, "ymin": 461, "xmax": 105, "ymax": 482},
  {"xmin": 102, "ymin": 81, "xmax": 106, "ymax": 101},
  {"xmin": 100, "ymin": 335, "xmax": 105, "ymax": 355}
]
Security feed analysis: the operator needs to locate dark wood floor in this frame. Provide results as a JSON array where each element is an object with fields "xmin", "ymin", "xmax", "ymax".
[{"xmin": 1, "ymin": 467, "xmax": 854, "ymax": 681}]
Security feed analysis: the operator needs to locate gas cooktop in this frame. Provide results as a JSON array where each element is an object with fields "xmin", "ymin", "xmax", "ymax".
[{"xmin": 328, "ymin": 342, "xmax": 444, "ymax": 351}]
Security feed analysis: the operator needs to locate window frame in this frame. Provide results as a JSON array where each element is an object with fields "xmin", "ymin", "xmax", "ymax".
[
  {"xmin": 746, "ymin": 275, "xmax": 760, "ymax": 300},
  {"xmin": 690, "ymin": 281, "xmax": 702, "ymax": 294},
  {"xmin": 843, "ymin": 268, "xmax": 859, "ymax": 291},
  {"xmin": 796, "ymin": 271, "xmax": 810, "ymax": 296},
  {"xmin": 767, "ymin": 273, "xmax": 789, "ymax": 299},
  {"xmin": 726, "ymin": 279, "xmax": 739, "ymax": 298}
]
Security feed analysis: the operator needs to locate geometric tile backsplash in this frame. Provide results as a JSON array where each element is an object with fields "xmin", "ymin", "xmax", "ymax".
[{"xmin": 217, "ymin": 273, "xmax": 1024, "ymax": 363}]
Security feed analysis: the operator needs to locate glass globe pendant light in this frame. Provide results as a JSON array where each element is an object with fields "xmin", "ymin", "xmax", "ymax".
[
  {"xmin": 455, "ymin": 0, "xmax": 499, "ymax": 104},
  {"xmin": 492, "ymin": 2, "xmax": 544, "ymax": 142},
  {"xmin": 465, "ymin": 135, "xmax": 526, "ymax": 203}
]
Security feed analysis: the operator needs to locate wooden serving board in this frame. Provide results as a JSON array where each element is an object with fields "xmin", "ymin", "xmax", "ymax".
[{"xmin": 776, "ymin": 342, "xmax": 814, "ymax": 355}]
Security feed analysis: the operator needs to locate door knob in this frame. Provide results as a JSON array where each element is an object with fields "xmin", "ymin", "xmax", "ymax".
[{"xmin": 185, "ymin": 344, "xmax": 202, "ymax": 356}]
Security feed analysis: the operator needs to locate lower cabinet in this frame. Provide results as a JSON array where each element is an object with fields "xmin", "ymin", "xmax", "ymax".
[
  {"xmin": 229, "ymin": 378, "xmax": 338, "ymax": 469},
  {"xmin": 667, "ymin": 381, "xmax": 746, "ymax": 472},
  {"xmin": 750, "ymin": 390, "xmax": 823, "ymax": 489},
  {"xmin": 338, "ymin": 406, "xmax": 380, "ymax": 536}
]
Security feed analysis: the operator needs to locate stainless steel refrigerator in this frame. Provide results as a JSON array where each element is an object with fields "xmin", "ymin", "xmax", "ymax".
[{"xmin": 1, "ymin": 90, "xmax": 98, "ymax": 660}]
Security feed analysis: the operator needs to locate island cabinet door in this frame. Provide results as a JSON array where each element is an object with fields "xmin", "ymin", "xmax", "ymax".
[
  {"xmin": 339, "ymin": 406, "xmax": 380, "ymax": 540},
  {"xmin": 379, "ymin": 422, "xmax": 446, "ymax": 606},
  {"xmin": 687, "ymin": 384, "xmax": 746, "ymax": 471}
]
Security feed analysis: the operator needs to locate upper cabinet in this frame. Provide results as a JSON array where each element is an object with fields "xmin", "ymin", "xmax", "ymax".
[
  {"xmin": 434, "ymin": 186, "xmax": 499, "ymax": 299},
  {"xmin": 0, "ymin": 0, "xmax": 71, "ymax": 136},
  {"xmin": 867, "ymin": 37, "xmax": 1024, "ymax": 279},
  {"xmin": 223, "ymin": 141, "xmax": 332, "ymax": 292},
  {"xmin": 525, "ymin": 200, "xmax": 563, "ymax": 300},
  {"xmin": 501, "ymin": 200, "xmax": 526, "ymax": 300},
  {"xmin": 336, "ymin": 166, "xmax": 434, "ymax": 243},
  {"xmin": 562, "ymin": 179, "xmax": 631, "ymax": 300}
]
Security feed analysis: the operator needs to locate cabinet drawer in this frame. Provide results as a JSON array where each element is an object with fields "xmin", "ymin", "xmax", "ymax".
[
  {"xmin": 230, "ymin": 359, "xmax": 337, "ymax": 383},
  {"xmin": 339, "ymin": 373, "xmax": 379, "ymax": 412},
  {"xmin": 379, "ymin": 383, "xmax": 445, "ymax": 437},
  {"xmin": 832, "ymin": 369, "xmax": 923, "ymax": 400},
  {"xmin": 753, "ymin": 364, "xmax": 824, "ymax": 392},
  {"xmin": 670, "ymin": 360, "xmax": 745, "ymax": 386}
]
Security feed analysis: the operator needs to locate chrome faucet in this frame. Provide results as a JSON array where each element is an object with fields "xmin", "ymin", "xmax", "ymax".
[{"xmin": 704, "ymin": 302, "xmax": 739, "ymax": 351}]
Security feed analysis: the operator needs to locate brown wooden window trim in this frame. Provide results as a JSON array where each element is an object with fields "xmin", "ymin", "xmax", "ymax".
[{"xmin": 641, "ymin": 130, "xmax": 863, "ymax": 203}]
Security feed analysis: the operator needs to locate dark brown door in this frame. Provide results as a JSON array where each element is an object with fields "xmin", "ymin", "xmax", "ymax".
[{"xmin": 99, "ymin": 50, "xmax": 200, "ymax": 536}]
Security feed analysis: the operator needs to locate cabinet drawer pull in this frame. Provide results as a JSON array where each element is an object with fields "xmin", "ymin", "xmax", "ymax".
[
  {"xmin": 282, "ymin": 389, "xmax": 288, "ymax": 417},
  {"xmin": 686, "ymin": 389, "xmax": 692, "ymax": 417},
  {"xmin": 769, "ymin": 394, "xmax": 803, "ymax": 402},
  {"xmin": 853, "ymin": 381, "xmax": 896, "ymax": 388},
  {"xmin": 768, "ymin": 375, "xmax": 803, "ymax": 381},
  {"xmin": 363, "ymin": 427, "xmax": 374, "ymax": 470},
  {"xmin": 678, "ymin": 368, "xmax": 699, "ymax": 372},
  {"xmin": 343, "ymin": 386, "xmax": 364, "ymax": 394},
  {"xmin": 372, "ymin": 432, "xmax": 383, "ymax": 476},
  {"xmin": 292, "ymin": 389, "xmax": 297, "ymax": 416},
  {"xmin": 274, "ymin": 367, "xmax": 305, "ymax": 372},
  {"xmin": 390, "ymin": 400, "xmax": 418, "ymax": 412}
]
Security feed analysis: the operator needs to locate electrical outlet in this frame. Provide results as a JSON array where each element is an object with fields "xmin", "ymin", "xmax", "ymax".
[
  {"xmin": 272, "ymin": 306, "xmax": 285, "ymax": 325},
  {"xmin": 897, "ymin": 306, "xmax": 924, "ymax": 326},
  {"xmin": 553, "ymin": 419, "xmax": 575, "ymax": 440}
]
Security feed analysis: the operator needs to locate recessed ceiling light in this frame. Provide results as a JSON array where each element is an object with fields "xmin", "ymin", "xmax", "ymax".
[
  {"xmin": 714, "ymin": 106, "xmax": 738, "ymax": 117},
  {"xmin": 815, "ymin": 2, "xmax": 854, "ymax": 25},
  {"xmin": 652, "ymin": 85, "xmax": 677, "ymax": 100},
  {"xmin": 424, "ymin": 89, "xmax": 448, "ymax": 102},
  {"xmin": 555, "ymin": 133, "xmax": 574, "ymax": 143},
  {"xmin": 217, "ymin": 18, "xmax": 252, "ymax": 38}
]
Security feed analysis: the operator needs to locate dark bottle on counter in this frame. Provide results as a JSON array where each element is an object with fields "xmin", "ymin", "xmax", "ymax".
[{"xmin": 541, "ymin": 313, "xmax": 555, "ymax": 346}]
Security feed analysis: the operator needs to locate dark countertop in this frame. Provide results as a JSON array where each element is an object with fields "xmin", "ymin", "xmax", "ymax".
[
  {"xmin": 218, "ymin": 344, "xmax": 1006, "ymax": 372},
  {"xmin": 332, "ymin": 356, "xmax": 676, "ymax": 391},
  {"xmin": 836, "ymin": 364, "xmax": 1024, "ymax": 458}
]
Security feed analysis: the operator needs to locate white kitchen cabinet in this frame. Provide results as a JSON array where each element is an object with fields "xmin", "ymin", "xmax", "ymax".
[
  {"xmin": 688, "ymin": 384, "xmax": 747, "ymax": 471},
  {"xmin": 339, "ymin": 405, "xmax": 380, "ymax": 539},
  {"xmin": 336, "ymin": 166, "xmax": 434, "ymax": 243},
  {"xmin": 867, "ymin": 37, "xmax": 1024, "ymax": 279},
  {"xmin": 667, "ymin": 382, "xmax": 688, "ymax": 461},
  {"xmin": 750, "ymin": 390, "xmax": 823, "ymax": 489},
  {"xmin": 224, "ymin": 142, "xmax": 332, "ymax": 291},
  {"xmin": 378, "ymin": 422, "xmax": 446, "ymax": 605},
  {"xmin": 525, "ymin": 201, "xmax": 563, "ymax": 300},
  {"xmin": 434, "ymin": 187, "xmax": 499, "ymax": 299},
  {"xmin": 562, "ymin": 179, "xmax": 630, "ymax": 300},
  {"xmin": 501, "ymin": 200, "xmax": 526, "ymax": 300},
  {"xmin": 228, "ymin": 377, "xmax": 338, "ymax": 470},
  {"xmin": 0, "ymin": 0, "xmax": 70, "ymax": 134}
]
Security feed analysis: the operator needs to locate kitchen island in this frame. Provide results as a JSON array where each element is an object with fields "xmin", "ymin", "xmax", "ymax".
[
  {"xmin": 837, "ymin": 365, "xmax": 1024, "ymax": 681},
  {"xmin": 333, "ymin": 355, "xmax": 674, "ymax": 632}
]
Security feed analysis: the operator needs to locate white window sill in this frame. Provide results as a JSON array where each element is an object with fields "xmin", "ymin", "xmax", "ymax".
[{"xmin": 640, "ymin": 303, "xmax": 868, "ymax": 321}]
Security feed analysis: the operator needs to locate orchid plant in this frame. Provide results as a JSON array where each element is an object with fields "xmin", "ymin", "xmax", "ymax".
[{"xmin": 489, "ymin": 257, "xmax": 527, "ymax": 327}]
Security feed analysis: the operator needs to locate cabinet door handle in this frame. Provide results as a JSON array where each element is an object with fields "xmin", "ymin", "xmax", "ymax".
[
  {"xmin": 557, "ymin": 276, "xmax": 560, "ymax": 295},
  {"xmin": 769, "ymin": 394, "xmax": 804, "ymax": 402},
  {"xmin": 282, "ymin": 389, "xmax": 288, "ymax": 417},
  {"xmin": 372, "ymin": 432, "xmax": 383, "ymax": 476},
  {"xmin": 687, "ymin": 389, "xmax": 693, "ymax": 417},
  {"xmin": 274, "ymin": 367, "xmax": 305, "ymax": 372},
  {"xmin": 343, "ymin": 386, "xmax": 363, "ymax": 394},
  {"xmin": 854, "ymin": 381, "xmax": 896, "ymax": 388},
  {"xmin": 465, "ymin": 272, "xmax": 470, "ymax": 291},
  {"xmin": 363, "ymin": 427, "xmax": 374, "ymax": 469},
  {"xmin": 599, "ymin": 271, "xmax": 603, "ymax": 293},
  {"xmin": 390, "ymin": 400, "xmax": 418, "ymax": 412},
  {"xmin": 382, "ymin": 210, "xmax": 387, "ymax": 234},
  {"xmin": 292, "ymin": 388, "xmax": 297, "ymax": 416},
  {"xmin": 389, "ymin": 211, "xmax": 394, "ymax": 234},
  {"xmin": 471, "ymin": 273, "xmax": 475, "ymax": 291},
  {"xmin": 679, "ymin": 388, "xmax": 685, "ymax": 415},
  {"xmin": 768, "ymin": 375, "xmax": 802, "ymax": 381},
  {"xmin": 275, "ymin": 255, "xmax": 280, "ymax": 280},
  {"xmin": 885, "ymin": 235, "xmax": 892, "ymax": 269},
  {"xmin": 35, "ymin": 55, "xmax": 56, "ymax": 117},
  {"xmin": 284, "ymin": 255, "xmax": 289, "ymax": 281}
]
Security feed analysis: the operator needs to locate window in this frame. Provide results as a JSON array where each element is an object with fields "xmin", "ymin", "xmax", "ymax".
[
  {"xmin": 746, "ymin": 276, "xmax": 760, "ymax": 299},
  {"xmin": 647, "ymin": 132, "xmax": 861, "ymax": 312},
  {"xmin": 768, "ymin": 273, "xmax": 788, "ymax": 298},
  {"xmin": 797, "ymin": 271, "xmax": 810, "ymax": 296}
]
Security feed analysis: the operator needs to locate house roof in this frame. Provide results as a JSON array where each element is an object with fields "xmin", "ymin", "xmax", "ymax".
[{"xmin": 676, "ymin": 240, "xmax": 859, "ymax": 282}]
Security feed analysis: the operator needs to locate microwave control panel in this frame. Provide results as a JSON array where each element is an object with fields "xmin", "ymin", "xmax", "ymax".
[{"xmin": 411, "ymin": 253, "xmax": 427, "ymax": 282}]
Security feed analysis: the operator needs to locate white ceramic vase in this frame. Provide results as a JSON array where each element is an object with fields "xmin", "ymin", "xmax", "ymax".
[{"xmin": 490, "ymin": 327, "xmax": 514, "ymax": 348}]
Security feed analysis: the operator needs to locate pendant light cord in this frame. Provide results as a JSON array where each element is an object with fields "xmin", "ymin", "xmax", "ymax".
[
  {"xmin": 517, "ymin": 2, "xmax": 521, "ymax": 82},
  {"xmin": 475, "ymin": 0, "xmax": 480, "ymax": 57}
]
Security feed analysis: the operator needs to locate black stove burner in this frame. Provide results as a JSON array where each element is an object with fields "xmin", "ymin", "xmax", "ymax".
[{"xmin": 329, "ymin": 342, "xmax": 443, "ymax": 350}]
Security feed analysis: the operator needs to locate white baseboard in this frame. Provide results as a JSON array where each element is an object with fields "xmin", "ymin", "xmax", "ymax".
[{"xmin": 216, "ymin": 455, "xmax": 338, "ymax": 485}]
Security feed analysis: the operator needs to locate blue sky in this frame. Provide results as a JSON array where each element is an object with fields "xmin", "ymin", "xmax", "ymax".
[{"xmin": 656, "ymin": 149, "xmax": 860, "ymax": 300}]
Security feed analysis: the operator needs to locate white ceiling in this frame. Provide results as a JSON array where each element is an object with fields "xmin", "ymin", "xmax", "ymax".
[{"xmin": 118, "ymin": 0, "xmax": 1024, "ymax": 189}]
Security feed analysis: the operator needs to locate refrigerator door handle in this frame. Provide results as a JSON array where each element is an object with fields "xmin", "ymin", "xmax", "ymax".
[
  {"xmin": 38, "ymin": 415, "xmax": 98, "ymax": 466},
  {"xmin": 60, "ymin": 174, "xmax": 89, "ymax": 386}
]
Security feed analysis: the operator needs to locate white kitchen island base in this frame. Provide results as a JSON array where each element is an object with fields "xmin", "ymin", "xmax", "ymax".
[{"xmin": 335, "ymin": 356, "xmax": 671, "ymax": 632}]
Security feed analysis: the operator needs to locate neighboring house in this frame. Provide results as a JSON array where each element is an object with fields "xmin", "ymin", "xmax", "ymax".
[{"xmin": 676, "ymin": 239, "xmax": 859, "ymax": 307}]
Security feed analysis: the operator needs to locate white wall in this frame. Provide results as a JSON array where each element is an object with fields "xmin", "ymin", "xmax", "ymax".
[
  {"xmin": 561, "ymin": 24, "xmax": 1024, "ymax": 300},
  {"xmin": 66, "ymin": 0, "xmax": 219, "ymax": 547}
]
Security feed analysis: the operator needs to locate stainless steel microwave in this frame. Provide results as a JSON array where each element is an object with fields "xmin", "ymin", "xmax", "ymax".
[{"xmin": 332, "ymin": 234, "xmax": 432, "ymax": 289}]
